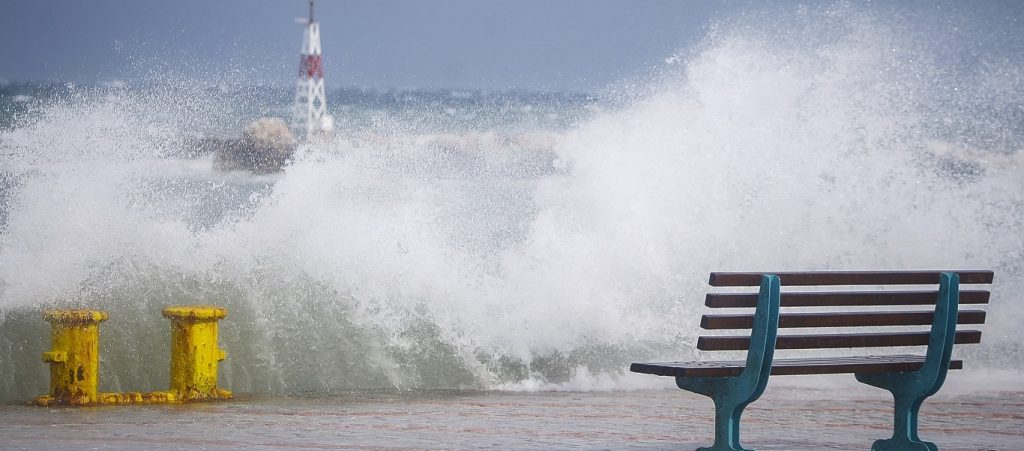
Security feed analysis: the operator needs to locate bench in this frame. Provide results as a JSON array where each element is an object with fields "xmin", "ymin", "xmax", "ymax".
[{"xmin": 630, "ymin": 270, "xmax": 993, "ymax": 451}]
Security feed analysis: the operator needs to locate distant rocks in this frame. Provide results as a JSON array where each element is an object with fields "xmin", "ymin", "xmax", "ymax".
[
  {"xmin": 211, "ymin": 118, "xmax": 297, "ymax": 174},
  {"xmin": 179, "ymin": 118, "xmax": 297, "ymax": 174},
  {"xmin": 177, "ymin": 117, "xmax": 562, "ymax": 178}
]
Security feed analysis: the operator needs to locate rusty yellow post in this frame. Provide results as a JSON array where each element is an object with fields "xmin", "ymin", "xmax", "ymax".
[
  {"xmin": 34, "ymin": 309, "xmax": 108, "ymax": 406},
  {"xmin": 162, "ymin": 305, "xmax": 232, "ymax": 401}
]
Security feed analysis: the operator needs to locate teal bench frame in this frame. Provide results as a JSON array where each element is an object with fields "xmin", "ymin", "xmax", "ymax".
[{"xmin": 630, "ymin": 270, "xmax": 992, "ymax": 451}]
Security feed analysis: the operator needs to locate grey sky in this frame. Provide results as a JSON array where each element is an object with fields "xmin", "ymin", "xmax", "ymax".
[
  {"xmin": 1, "ymin": 1, "xmax": 1021, "ymax": 92},
  {"xmin": 0, "ymin": 0, "xmax": 733, "ymax": 91}
]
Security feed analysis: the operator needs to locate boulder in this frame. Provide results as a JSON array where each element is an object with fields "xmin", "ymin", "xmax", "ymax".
[{"xmin": 213, "ymin": 117, "xmax": 297, "ymax": 173}]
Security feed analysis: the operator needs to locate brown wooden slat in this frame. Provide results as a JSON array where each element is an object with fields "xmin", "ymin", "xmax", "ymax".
[
  {"xmin": 630, "ymin": 355, "xmax": 964, "ymax": 378},
  {"xmin": 697, "ymin": 330, "xmax": 982, "ymax": 351},
  {"xmin": 768, "ymin": 355, "xmax": 965, "ymax": 376},
  {"xmin": 705, "ymin": 290, "xmax": 990, "ymax": 308},
  {"xmin": 700, "ymin": 310, "xmax": 987, "ymax": 330},
  {"xmin": 709, "ymin": 270, "xmax": 994, "ymax": 287}
]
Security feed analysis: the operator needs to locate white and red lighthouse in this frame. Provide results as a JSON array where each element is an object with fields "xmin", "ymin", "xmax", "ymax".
[{"xmin": 292, "ymin": 0, "xmax": 332, "ymax": 139}]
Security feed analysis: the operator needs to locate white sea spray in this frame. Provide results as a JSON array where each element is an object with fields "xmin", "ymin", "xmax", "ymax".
[{"xmin": 0, "ymin": 5, "xmax": 1021, "ymax": 399}]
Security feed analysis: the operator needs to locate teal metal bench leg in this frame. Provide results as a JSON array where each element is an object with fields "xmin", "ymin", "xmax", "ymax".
[
  {"xmin": 855, "ymin": 272, "xmax": 959, "ymax": 451},
  {"xmin": 855, "ymin": 375, "xmax": 937, "ymax": 451},
  {"xmin": 675, "ymin": 377, "xmax": 755, "ymax": 451},
  {"xmin": 712, "ymin": 398, "xmax": 744, "ymax": 451},
  {"xmin": 676, "ymin": 275, "xmax": 781, "ymax": 451}
]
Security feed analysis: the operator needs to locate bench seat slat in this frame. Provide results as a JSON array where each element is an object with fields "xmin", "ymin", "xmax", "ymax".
[
  {"xmin": 705, "ymin": 290, "xmax": 990, "ymax": 308},
  {"xmin": 630, "ymin": 355, "xmax": 965, "ymax": 378},
  {"xmin": 709, "ymin": 270, "xmax": 994, "ymax": 287},
  {"xmin": 697, "ymin": 330, "xmax": 982, "ymax": 350},
  {"xmin": 701, "ymin": 310, "xmax": 987, "ymax": 329}
]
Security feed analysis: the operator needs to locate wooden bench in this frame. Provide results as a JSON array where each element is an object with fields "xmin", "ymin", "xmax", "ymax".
[{"xmin": 630, "ymin": 270, "xmax": 993, "ymax": 451}]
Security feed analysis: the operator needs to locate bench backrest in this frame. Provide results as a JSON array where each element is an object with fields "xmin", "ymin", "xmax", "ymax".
[{"xmin": 699, "ymin": 271, "xmax": 992, "ymax": 359}]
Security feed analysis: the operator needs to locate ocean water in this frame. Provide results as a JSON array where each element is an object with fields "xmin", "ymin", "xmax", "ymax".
[{"xmin": 1, "ymin": 4, "xmax": 1023, "ymax": 448}]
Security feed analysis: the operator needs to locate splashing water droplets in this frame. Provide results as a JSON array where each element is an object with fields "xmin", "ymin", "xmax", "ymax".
[{"xmin": 1, "ymin": 6, "xmax": 1022, "ymax": 400}]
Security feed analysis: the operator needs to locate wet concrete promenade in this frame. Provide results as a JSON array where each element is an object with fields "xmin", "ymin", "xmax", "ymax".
[{"xmin": 1, "ymin": 383, "xmax": 1021, "ymax": 450}]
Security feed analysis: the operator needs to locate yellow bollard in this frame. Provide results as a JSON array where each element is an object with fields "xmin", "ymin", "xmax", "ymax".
[
  {"xmin": 162, "ymin": 305, "xmax": 232, "ymax": 401},
  {"xmin": 34, "ymin": 309, "xmax": 108, "ymax": 406}
]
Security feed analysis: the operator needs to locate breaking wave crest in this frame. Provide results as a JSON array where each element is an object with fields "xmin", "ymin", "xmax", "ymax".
[{"xmin": 1, "ymin": 4, "xmax": 1022, "ymax": 400}]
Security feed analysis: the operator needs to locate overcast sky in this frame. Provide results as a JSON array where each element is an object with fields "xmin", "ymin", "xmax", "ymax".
[
  {"xmin": 1, "ymin": 1, "xmax": 1021, "ymax": 92},
  {"xmin": 0, "ymin": 0, "xmax": 735, "ymax": 91}
]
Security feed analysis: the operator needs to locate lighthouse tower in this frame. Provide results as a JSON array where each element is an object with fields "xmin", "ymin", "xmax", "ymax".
[{"xmin": 292, "ymin": 0, "xmax": 331, "ymax": 139}]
